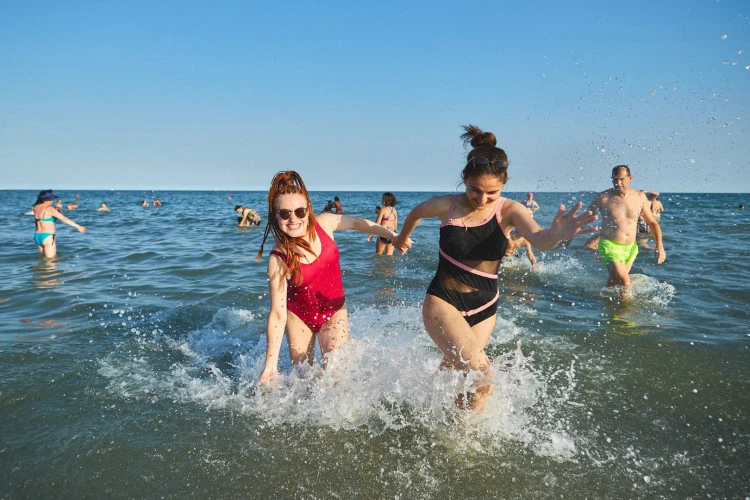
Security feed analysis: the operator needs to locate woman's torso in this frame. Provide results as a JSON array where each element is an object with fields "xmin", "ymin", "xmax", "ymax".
[{"xmin": 380, "ymin": 206, "xmax": 397, "ymax": 231}]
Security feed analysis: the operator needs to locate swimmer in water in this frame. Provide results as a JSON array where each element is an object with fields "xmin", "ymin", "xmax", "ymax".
[
  {"xmin": 32, "ymin": 190, "xmax": 86, "ymax": 258},
  {"xmin": 587, "ymin": 166, "xmax": 665, "ymax": 294}
]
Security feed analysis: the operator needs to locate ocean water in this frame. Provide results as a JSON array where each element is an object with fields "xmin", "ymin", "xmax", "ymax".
[{"xmin": 1, "ymin": 189, "xmax": 748, "ymax": 498}]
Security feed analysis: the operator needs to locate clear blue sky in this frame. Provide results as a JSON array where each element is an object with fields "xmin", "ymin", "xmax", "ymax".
[{"xmin": 2, "ymin": 0, "xmax": 749, "ymax": 193}]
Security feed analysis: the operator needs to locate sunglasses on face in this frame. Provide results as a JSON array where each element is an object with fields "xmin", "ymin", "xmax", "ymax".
[
  {"xmin": 466, "ymin": 156, "xmax": 509, "ymax": 169},
  {"xmin": 276, "ymin": 207, "xmax": 309, "ymax": 220}
]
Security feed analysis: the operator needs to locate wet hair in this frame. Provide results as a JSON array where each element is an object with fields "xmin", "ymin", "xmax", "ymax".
[
  {"xmin": 612, "ymin": 165, "xmax": 631, "ymax": 177},
  {"xmin": 234, "ymin": 205, "xmax": 242, "ymax": 211},
  {"xmin": 460, "ymin": 125, "xmax": 509, "ymax": 183},
  {"xmin": 256, "ymin": 171, "xmax": 317, "ymax": 286},
  {"xmin": 381, "ymin": 192, "xmax": 397, "ymax": 207}
]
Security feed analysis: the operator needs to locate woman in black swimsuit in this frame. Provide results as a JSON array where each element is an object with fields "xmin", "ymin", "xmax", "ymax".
[{"xmin": 392, "ymin": 125, "xmax": 597, "ymax": 412}]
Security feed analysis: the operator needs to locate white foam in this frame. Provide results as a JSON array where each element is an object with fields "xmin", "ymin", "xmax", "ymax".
[{"xmin": 98, "ymin": 304, "xmax": 588, "ymax": 461}]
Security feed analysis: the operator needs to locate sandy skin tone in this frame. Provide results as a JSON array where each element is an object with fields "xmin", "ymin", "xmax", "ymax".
[
  {"xmin": 392, "ymin": 174, "xmax": 597, "ymax": 411},
  {"xmin": 506, "ymin": 233, "xmax": 537, "ymax": 266},
  {"xmin": 259, "ymin": 193, "xmax": 411, "ymax": 386},
  {"xmin": 236, "ymin": 206, "xmax": 259, "ymax": 226},
  {"xmin": 587, "ymin": 169, "xmax": 665, "ymax": 289},
  {"xmin": 371, "ymin": 197, "xmax": 398, "ymax": 256},
  {"xmin": 33, "ymin": 200, "xmax": 86, "ymax": 258}
]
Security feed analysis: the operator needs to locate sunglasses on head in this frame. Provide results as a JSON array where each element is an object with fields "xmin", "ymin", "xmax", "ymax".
[
  {"xmin": 466, "ymin": 156, "xmax": 509, "ymax": 169},
  {"xmin": 276, "ymin": 207, "xmax": 309, "ymax": 220}
]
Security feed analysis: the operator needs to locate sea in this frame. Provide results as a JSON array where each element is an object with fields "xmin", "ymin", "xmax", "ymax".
[{"xmin": 1, "ymin": 189, "xmax": 748, "ymax": 499}]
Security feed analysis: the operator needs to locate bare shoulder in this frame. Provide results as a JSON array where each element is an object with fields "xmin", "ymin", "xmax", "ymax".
[
  {"xmin": 412, "ymin": 194, "xmax": 453, "ymax": 218},
  {"xmin": 501, "ymin": 198, "xmax": 528, "ymax": 218},
  {"xmin": 315, "ymin": 212, "xmax": 338, "ymax": 228},
  {"xmin": 267, "ymin": 250, "xmax": 288, "ymax": 274},
  {"xmin": 631, "ymin": 188, "xmax": 649, "ymax": 207}
]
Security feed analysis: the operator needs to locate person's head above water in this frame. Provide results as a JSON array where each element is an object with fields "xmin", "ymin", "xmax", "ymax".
[
  {"xmin": 256, "ymin": 171, "xmax": 317, "ymax": 282},
  {"xmin": 460, "ymin": 125, "xmax": 509, "ymax": 184},
  {"xmin": 35, "ymin": 190, "xmax": 58, "ymax": 204}
]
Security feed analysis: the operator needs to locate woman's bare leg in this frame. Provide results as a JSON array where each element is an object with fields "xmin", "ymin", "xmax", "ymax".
[
  {"xmin": 286, "ymin": 312, "xmax": 316, "ymax": 365},
  {"xmin": 423, "ymin": 295, "xmax": 495, "ymax": 412}
]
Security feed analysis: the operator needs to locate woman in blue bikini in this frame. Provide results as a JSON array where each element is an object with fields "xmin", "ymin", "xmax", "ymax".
[
  {"xmin": 392, "ymin": 125, "xmax": 597, "ymax": 412},
  {"xmin": 32, "ymin": 190, "xmax": 86, "ymax": 258}
]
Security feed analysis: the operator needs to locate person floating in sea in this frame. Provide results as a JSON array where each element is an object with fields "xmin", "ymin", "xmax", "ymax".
[
  {"xmin": 371, "ymin": 192, "xmax": 398, "ymax": 256},
  {"xmin": 97, "ymin": 202, "xmax": 110, "ymax": 212},
  {"xmin": 392, "ymin": 125, "xmax": 597, "ymax": 412},
  {"xmin": 586, "ymin": 165, "xmax": 665, "ymax": 293},
  {"xmin": 522, "ymin": 192, "xmax": 540, "ymax": 217},
  {"xmin": 141, "ymin": 200, "xmax": 149, "ymax": 207},
  {"xmin": 235, "ymin": 205, "xmax": 261, "ymax": 226},
  {"xmin": 67, "ymin": 200, "xmax": 78, "ymax": 210},
  {"xmin": 334, "ymin": 196, "xmax": 343, "ymax": 214},
  {"xmin": 256, "ymin": 171, "xmax": 410, "ymax": 386},
  {"xmin": 32, "ymin": 190, "xmax": 86, "ymax": 258},
  {"xmin": 153, "ymin": 199, "xmax": 162, "ymax": 207},
  {"xmin": 322, "ymin": 200, "xmax": 334, "ymax": 213}
]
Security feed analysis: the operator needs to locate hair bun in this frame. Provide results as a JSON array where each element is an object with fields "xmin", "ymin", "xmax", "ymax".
[{"xmin": 461, "ymin": 124, "xmax": 497, "ymax": 148}]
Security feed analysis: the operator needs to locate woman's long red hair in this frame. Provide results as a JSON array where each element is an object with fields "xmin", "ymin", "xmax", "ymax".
[{"xmin": 256, "ymin": 171, "xmax": 317, "ymax": 285}]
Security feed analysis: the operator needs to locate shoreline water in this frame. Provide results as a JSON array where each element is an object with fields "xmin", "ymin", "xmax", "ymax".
[{"xmin": 1, "ymin": 189, "xmax": 748, "ymax": 498}]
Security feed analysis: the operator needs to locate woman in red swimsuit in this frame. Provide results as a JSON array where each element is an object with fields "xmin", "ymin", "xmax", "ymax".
[
  {"xmin": 256, "ymin": 171, "xmax": 409, "ymax": 386},
  {"xmin": 392, "ymin": 125, "xmax": 597, "ymax": 412}
]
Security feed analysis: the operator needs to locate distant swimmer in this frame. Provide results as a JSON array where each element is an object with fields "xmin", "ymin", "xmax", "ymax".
[
  {"xmin": 587, "ymin": 165, "xmax": 665, "ymax": 294},
  {"xmin": 334, "ymin": 196, "xmax": 343, "ymax": 214},
  {"xmin": 97, "ymin": 202, "xmax": 110, "ymax": 212},
  {"xmin": 322, "ymin": 200, "xmax": 334, "ymax": 213},
  {"xmin": 739, "ymin": 204, "xmax": 744, "ymax": 210},
  {"xmin": 153, "ymin": 199, "xmax": 162, "ymax": 207},
  {"xmin": 235, "ymin": 205, "xmax": 261, "ymax": 226},
  {"xmin": 392, "ymin": 124, "xmax": 596, "ymax": 413},
  {"xmin": 67, "ymin": 200, "xmax": 78, "ymax": 210},
  {"xmin": 32, "ymin": 190, "xmax": 86, "ymax": 258},
  {"xmin": 522, "ymin": 192, "xmax": 540, "ymax": 217},
  {"xmin": 141, "ymin": 200, "xmax": 149, "ymax": 207},
  {"xmin": 506, "ymin": 229, "xmax": 537, "ymax": 266},
  {"xmin": 643, "ymin": 190, "xmax": 664, "ymax": 221},
  {"xmin": 256, "ymin": 171, "xmax": 408, "ymax": 386}
]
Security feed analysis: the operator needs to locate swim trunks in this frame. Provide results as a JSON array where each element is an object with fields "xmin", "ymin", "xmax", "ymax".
[
  {"xmin": 378, "ymin": 236, "xmax": 392, "ymax": 244},
  {"xmin": 271, "ymin": 223, "xmax": 346, "ymax": 333},
  {"xmin": 637, "ymin": 218, "xmax": 649, "ymax": 234},
  {"xmin": 598, "ymin": 238, "xmax": 638, "ymax": 265},
  {"xmin": 426, "ymin": 196, "xmax": 509, "ymax": 326}
]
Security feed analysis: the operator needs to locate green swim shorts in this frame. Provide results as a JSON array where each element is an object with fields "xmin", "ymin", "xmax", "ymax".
[{"xmin": 598, "ymin": 238, "xmax": 638, "ymax": 265}]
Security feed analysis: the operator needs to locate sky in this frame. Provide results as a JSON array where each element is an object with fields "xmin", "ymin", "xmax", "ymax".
[{"xmin": 1, "ymin": 0, "xmax": 749, "ymax": 193}]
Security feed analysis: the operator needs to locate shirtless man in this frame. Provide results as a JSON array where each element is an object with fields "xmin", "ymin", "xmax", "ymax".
[
  {"xmin": 587, "ymin": 165, "xmax": 665, "ymax": 290},
  {"xmin": 645, "ymin": 191, "xmax": 664, "ymax": 221},
  {"xmin": 506, "ymin": 230, "xmax": 537, "ymax": 266}
]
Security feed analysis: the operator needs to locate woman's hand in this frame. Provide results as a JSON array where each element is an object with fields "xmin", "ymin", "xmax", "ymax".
[
  {"xmin": 259, "ymin": 366, "xmax": 279, "ymax": 386},
  {"xmin": 392, "ymin": 233, "xmax": 413, "ymax": 254},
  {"xmin": 548, "ymin": 202, "xmax": 598, "ymax": 241}
]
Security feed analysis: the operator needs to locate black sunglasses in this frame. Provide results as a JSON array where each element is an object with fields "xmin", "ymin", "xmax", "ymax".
[
  {"xmin": 466, "ymin": 156, "xmax": 509, "ymax": 169},
  {"xmin": 276, "ymin": 207, "xmax": 309, "ymax": 220}
]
